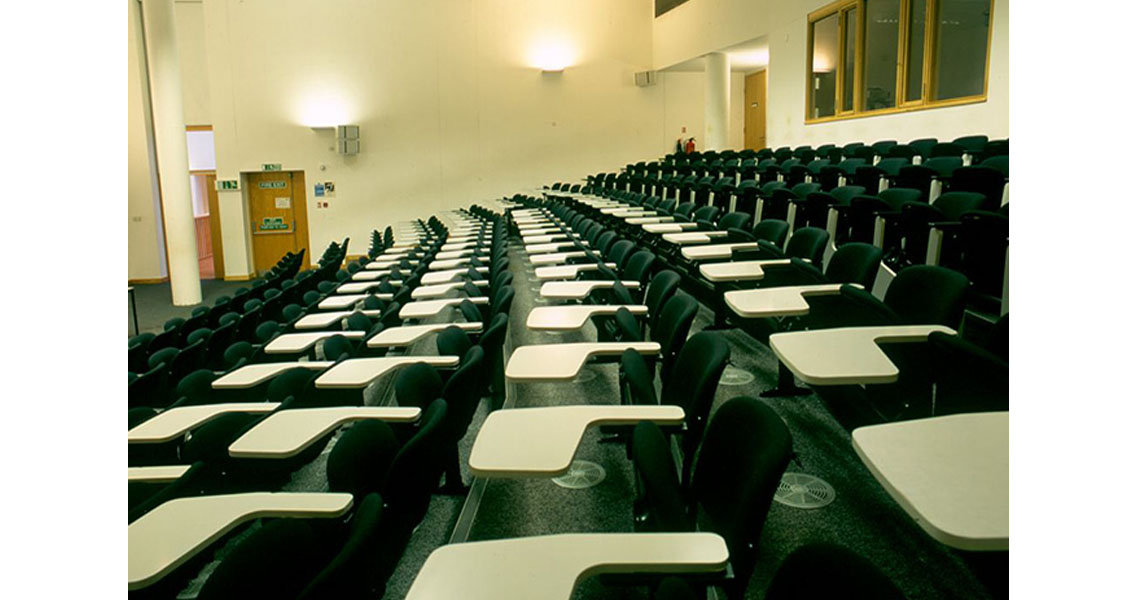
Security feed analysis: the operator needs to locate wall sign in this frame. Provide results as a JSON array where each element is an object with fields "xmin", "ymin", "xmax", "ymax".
[
  {"xmin": 258, "ymin": 217, "xmax": 290, "ymax": 231},
  {"xmin": 216, "ymin": 179, "xmax": 240, "ymax": 191},
  {"xmin": 258, "ymin": 181, "xmax": 287, "ymax": 189},
  {"xmin": 262, "ymin": 163, "xmax": 282, "ymax": 171}
]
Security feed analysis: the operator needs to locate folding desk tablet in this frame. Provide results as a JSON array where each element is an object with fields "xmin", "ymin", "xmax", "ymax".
[
  {"xmin": 526, "ymin": 305, "xmax": 648, "ymax": 331},
  {"xmin": 626, "ymin": 215, "xmax": 673, "ymax": 225},
  {"xmin": 642, "ymin": 222, "xmax": 699, "ymax": 234},
  {"xmin": 317, "ymin": 293, "xmax": 393, "ymax": 310},
  {"xmin": 314, "ymin": 355, "xmax": 460, "ymax": 388},
  {"xmin": 411, "ymin": 280, "xmax": 488, "ymax": 299},
  {"xmin": 661, "ymin": 231, "xmax": 730, "ymax": 245},
  {"xmin": 506, "ymin": 342, "xmax": 660, "ymax": 381},
  {"xmin": 469, "ymin": 405, "xmax": 685, "ymax": 477},
  {"xmin": 535, "ymin": 262, "xmax": 617, "ymax": 280},
  {"xmin": 128, "ymin": 492, "xmax": 352, "ymax": 590},
  {"xmin": 293, "ymin": 310, "xmax": 380, "ymax": 330},
  {"xmin": 699, "ymin": 259, "xmax": 792, "ymax": 283},
  {"xmin": 399, "ymin": 296, "xmax": 489, "ymax": 320},
  {"xmin": 421, "ymin": 266, "xmax": 489, "ymax": 285},
  {"xmin": 127, "ymin": 403, "xmax": 282, "ymax": 443},
  {"xmin": 366, "ymin": 322, "xmax": 482, "ymax": 349},
  {"xmin": 529, "ymin": 251, "xmax": 591, "ymax": 266},
  {"xmin": 681, "ymin": 242, "xmax": 760, "ymax": 261},
  {"xmin": 263, "ymin": 331, "xmax": 365, "ymax": 355},
  {"xmin": 723, "ymin": 284, "xmax": 850, "ymax": 319},
  {"xmin": 211, "ymin": 362, "xmax": 333, "ymax": 389},
  {"xmin": 539, "ymin": 280, "xmax": 640, "ymax": 300},
  {"xmin": 769, "ymin": 325, "xmax": 956, "ymax": 386},
  {"xmin": 128, "ymin": 465, "xmax": 192, "ymax": 483},
  {"xmin": 404, "ymin": 532, "xmax": 729, "ymax": 600},
  {"xmin": 228, "ymin": 406, "xmax": 422, "ymax": 458},
  {"xmin": 853, "ymin": 412, "xmax": 1009, "ymax": 551}
]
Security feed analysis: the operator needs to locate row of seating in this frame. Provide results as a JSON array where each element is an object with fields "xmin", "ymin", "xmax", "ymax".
[
  {"xmin": 127, "ymin": 205, "xmax": 520, "ymax": 597},
  {"xmin": 503, "ymin": 201, "xmax": 923, "ymax": 597}
]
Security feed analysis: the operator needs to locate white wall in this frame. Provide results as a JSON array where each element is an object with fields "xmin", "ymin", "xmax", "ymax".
[
  {"xmin": 661, "ymin": 71, "xmax": 745, "ymax": 154},
  {"xmin": 765, "ymin": 0, "xmax": 1009, "ymax": 147},
  {"xmin": 654, "ymin": 0, "xmax": 1009, "ymax": 147},
  {"xmin": 128, "ymin": 0, "xmax": 167, "ymax": 281},
  {"xmin": 174, "ymin": 0, "xmax": 211, "ymax": 125},
  {"xmin": 199, "ymin": 0, "xmax": 675, "ymax": 272},
  {"xmin": 653, "ymin": 0, "xmax": 771, "ymax": 70}
]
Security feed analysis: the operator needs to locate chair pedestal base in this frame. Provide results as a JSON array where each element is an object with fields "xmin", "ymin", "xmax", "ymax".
[{"xmin": 760, "ymin": 363, "xmax": 813, "ymax": 397}]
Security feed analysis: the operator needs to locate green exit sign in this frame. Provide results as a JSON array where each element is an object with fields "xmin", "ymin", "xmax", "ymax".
[
  {"xmin": 262, "ymin": 163, "xmax": 282, "ymax": 171},
  {"xmin": 216, "ymin": 179, "xmax": 240, "ymax": 191}
]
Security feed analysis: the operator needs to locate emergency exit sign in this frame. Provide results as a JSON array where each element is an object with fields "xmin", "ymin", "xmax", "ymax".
[
  {"xmin": 215, "ymin": 179, "xmax": 240, "ymax": 191},
  {"xmin": 262, "ymin": 163, "xmax": 282, "ymax": 171}
]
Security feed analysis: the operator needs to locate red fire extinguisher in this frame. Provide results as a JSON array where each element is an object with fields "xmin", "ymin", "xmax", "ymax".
[{"xmin": 685, "ymin": 138, "xmax": 696, "ymax": 154}]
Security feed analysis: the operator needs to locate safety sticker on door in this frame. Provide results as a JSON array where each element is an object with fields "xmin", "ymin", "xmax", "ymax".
[{"xmin": 258, "ymin": 217, "xmax": 290, "ymax": 231}]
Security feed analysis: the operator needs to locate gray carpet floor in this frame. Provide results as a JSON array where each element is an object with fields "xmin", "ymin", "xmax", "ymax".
[
  {"xmin": 142, "ymin": 234, "xmax": 1003, "ymax": 600},
  {"xmin": 129, "ymin": 279, "xmax": 250, "ymax": 338}
]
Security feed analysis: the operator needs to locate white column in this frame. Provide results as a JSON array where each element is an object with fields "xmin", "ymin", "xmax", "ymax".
[
  {"xmin": 704, "ymin": 52, "xmax": 731, "ymax": 151},
  {"xmin": 141, "ymin": 0, "xmax": 202, "ymax": 305}
]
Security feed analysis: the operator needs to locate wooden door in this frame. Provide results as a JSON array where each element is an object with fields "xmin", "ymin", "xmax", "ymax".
[
  {"xmin": 744, "ymin": 70, "xmax": 767, "ymax": 150},
  {"xmin": 248, "ymin": 171, "xmax": 301, "ymax": 274},
  {"xmin": 205, "ymin": 173, "xmax": 225, "ymax": 279}
]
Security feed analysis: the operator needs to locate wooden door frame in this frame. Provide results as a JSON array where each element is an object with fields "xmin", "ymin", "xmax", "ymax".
[
  {"xmin": 744, "ymin": 69, "xmax": 768, "ymax": 151},
  {"xmin": 198, "ymin": 171, "xmax": 225, "ymax": 279},
  {"xmin": 245, "ymin": 170, "xmax": 312, "ymax": 273}
]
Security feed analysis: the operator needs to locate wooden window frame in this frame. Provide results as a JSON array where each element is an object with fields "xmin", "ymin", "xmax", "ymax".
[{"xmin": 805, "ymin": 0, "xmax": 994, "ymax": 124}]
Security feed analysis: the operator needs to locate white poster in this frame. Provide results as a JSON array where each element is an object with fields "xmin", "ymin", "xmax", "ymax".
[{"xmin": 275, "ymin": 197, "xmax": 291, "ymax": 209}]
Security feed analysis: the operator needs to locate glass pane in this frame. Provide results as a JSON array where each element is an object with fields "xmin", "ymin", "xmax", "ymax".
[
  {"xmin": 905, "ymin": 0, "xmax": 926, "ymax": 102},
  {"xmin": 186, "ymin": 130, "xmax": 216, "ymax": 171},
  {"xmin": 811, "ymin": 13, "xmax": 840, "ymax": 119},
  {"xmin": 933, "ymin": 0, "xmax": 990, "ymax": 100},
  {"xmin": 842, "ymin": 9, "xmax": 857, "ymax": 111},
  {"xmin": 863, "ymin": 0, "xmax": 900, "ymax": 110}
]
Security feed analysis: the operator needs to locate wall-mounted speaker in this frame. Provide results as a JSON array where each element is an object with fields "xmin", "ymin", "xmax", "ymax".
[{"xmin": 635, "ymin": 71, "xmax": 657, "ymax": 87}]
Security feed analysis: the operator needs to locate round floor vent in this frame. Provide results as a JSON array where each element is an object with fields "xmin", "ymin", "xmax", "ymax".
[
  {"xmin": 719, "ymin": 366, "xmax": 755, "ymax": 386},
  {"xmin": 774, "ymin": 472, "xmax": 836, "ymax": 509},
  {"xmin": 552, "ymin": 460, "xmax": 606, "ymax": 489}
]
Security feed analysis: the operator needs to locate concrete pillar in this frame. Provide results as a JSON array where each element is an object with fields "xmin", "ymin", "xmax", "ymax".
[
  {"xmin": 141, "ymin": 0, "xmax": 202, "ymax": 305},
  {"xmin": 704, "ymin": 52, "xmax": 731, "ymax": 151}
]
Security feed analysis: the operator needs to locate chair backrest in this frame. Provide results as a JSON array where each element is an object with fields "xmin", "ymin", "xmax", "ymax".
[
  {"xmin": 785, "ymin": 227, "xmax": 829, "ymax": 264},
  {"xmin": 326, "ymin": 421, "xmax": 400, "ymax": 499},
  {"xmin": 932, "ymin": 191, "xmax": 987, "ymax": 220},
  {"xmin": 606, "ymin": 239, "xmax": 636, "ymax": 269},
  {"xmin": 692, "ymin": 397, "xmax": 792, "ymax": 598},
  {"xmin": 298, "ymin": 493, "xmax": 387, "ymax": 599},
  {"xmin": 382, "ymin": 399, "xmax": 448, "ymax": 524},
  {"xmin": 718, "ymin": 211, "xmax": 751, "ymax": 231},
  {"xmin": 622, "ymin": 250, "xmax": 657, "ymax": 285},
  {"xmin": 394, "ymin": 363, "xmax": 445, "ymax": 409},
  {"xmin": 823, "ymin": 242, "xmax": 882, "ymax": 289},
  {"xmin": 661, "ymin": 332, "xmax": 731, "ymax": 460},
  {"xmin": 765, "ymin": 543, "xmax": 906, "ymax": 600},
  {"xmin": 928, "ymin": 331, "xmax": 1009, "ymax": 416},
  {"xmin": 643, "ymin": 270, "xmax": 682, "ymax": 332},
  {"xmin": 322, "ymin": 334, "xmax": 356, "ymax": 362},
  {"xmin": 440, "ymin": 346, "xmax": 486, "ymax": 443},
  {"xmin": 266, "ymin": 367, "xmax": 320, "ymax": 405},
  {"xmin": 436, "ymin": 325, "xmax": 474, "ymax": 358},
  {"xmin": 196, "ymin": 516, "xmax": 329, "ymax": 600},
  {"xmin": 752, "ymin": 219, "xmax": 790, "ymax": 248},
  {"xmin": 651, "ymin": 293, "xmax": 700, "ymax": 382},
  {"xmin": 883, "ymin": 265, "xmax": 970, "ymax": 327}
]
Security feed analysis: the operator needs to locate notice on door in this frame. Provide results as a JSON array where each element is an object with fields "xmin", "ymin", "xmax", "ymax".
[{"xmin": 275, "ymin": 197, "xmax": 292, "ymax": 209}]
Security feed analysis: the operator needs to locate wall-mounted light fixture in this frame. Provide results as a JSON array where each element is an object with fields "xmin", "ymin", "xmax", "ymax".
[{"xmin": 531, "ymin": 37, "xmax": 574, "ymax": 74}]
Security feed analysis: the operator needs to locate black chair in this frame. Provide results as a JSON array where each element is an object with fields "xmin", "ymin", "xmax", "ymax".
[
  {"xmin": 620, "ymin": 332, "xmax": 730, "ymax": 488},
  {"xmin": 633, "ymin": 397, "xmax": 792, "ymax": 600},
  {"xmin": 615, "ymin": 292, "xmax": 698, "ymax": 383},
  {"xmin": 928, "ymin": 322, "xmax": 1009, "ymax": 416}
]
